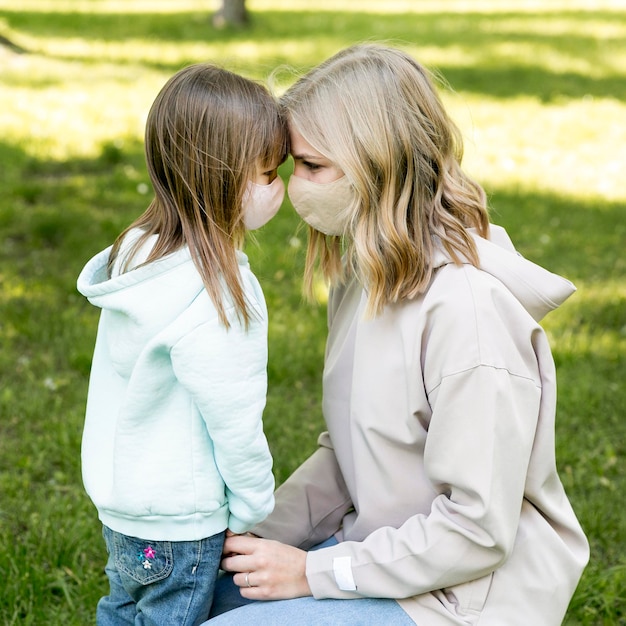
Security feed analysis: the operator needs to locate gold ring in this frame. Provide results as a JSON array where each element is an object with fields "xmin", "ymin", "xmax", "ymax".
[{"xmin": 245, "ymin": 572, "xmax": 252, "ymax": 588}]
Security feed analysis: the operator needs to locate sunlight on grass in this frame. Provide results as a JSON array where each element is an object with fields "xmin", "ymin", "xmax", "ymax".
[
  {"xmin": 0, "ymin": 276, "xmax": 27, "ymax": 299},
  {"xmin": 445, "ymin": 95, "xmax": 626, "ymax": 201},
  {"xmin": 252, "ymin": 0, "xmax": 626, "ymax": 13},
  {"xmin": 0, "ymin": 0, "xmax": 209, "ymax": 13},
  {"xmin": 1, "ymin": 1, "xmax": 624, "ymax": 199},
  {"xmin": 5, "ymin": 0, "xmax": 626, "ymax": 13},
  {"xmin": 403, "ymin": 41, "xmax": 621, "ymax": 76},
  {"xmin": 483, "ymin": 40, "xmax": 626, "ymax": 76},
  {"xmin": 17, "ymin": 37, "xmax": 332, "ymax": 73},
  {"xmin": 313, "ymin": 278, "xmax": 330, "ymax": 305}
]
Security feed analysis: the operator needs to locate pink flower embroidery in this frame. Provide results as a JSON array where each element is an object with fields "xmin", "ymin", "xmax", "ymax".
[{"xmin": 143, "ymin": 546, "xmax": 156, "ymax": 560}]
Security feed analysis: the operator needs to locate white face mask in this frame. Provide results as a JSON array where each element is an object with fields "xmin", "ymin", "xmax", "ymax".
[
  {"xmin": 242, "ymin": 176, "xmax": 285, "ymax": 230},
  {"xmin": 287, "ymin": 175, "xmax": 355, "ymax": 236}
]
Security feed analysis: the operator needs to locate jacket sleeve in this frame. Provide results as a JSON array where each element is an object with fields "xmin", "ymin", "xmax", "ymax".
[
  {"xmin": 305, "ymin": 364, "xmax": 541, "ymax": 598},
  {"xmin": 253, "ymin": 431, "xmax": 353, "ymax": 549},
  {"xmin": 171, "ymin": 303, "xmax": 275, "ymax": 534}
]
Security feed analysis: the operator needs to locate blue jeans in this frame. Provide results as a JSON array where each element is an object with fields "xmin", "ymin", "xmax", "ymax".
[
  {"xmin": 204, "ymin": 538, "xmax": 414, "ymax": 625},
  {"xmin": 97, "ymin": 525, "xmax": 225, "ymax": 626}
]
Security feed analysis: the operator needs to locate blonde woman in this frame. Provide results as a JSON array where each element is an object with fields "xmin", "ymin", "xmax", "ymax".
[
  {"xmin": 206, "ymin": 44, "xmax": 589, "ymax": 625},
  {"xmin": 77, "ymin": 64, "xmax": 287, "ymax": 624}
]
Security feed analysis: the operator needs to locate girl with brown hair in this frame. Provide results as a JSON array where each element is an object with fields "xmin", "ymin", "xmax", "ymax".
[{"xmin": 78, "ymin": 63, "xmax": 287, "ymax": 625}]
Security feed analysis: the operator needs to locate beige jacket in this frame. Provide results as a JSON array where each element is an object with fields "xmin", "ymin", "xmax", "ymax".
[{"xmin": 254, "ymin": 226, "xmax": 589, "ymax": 625}]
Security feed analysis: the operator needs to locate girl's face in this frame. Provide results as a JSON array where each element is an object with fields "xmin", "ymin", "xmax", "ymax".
[
  {"xmin": 251, "ymin": 159, "xmax": 280, "ymax": 186},
  {"xmin": 289, "ymin": 126, "xmax": 344, "ymax": 184}
]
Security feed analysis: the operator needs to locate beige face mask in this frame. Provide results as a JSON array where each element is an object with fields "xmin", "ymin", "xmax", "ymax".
[{"xmin": 287, "ymin": 175, "xmax": 355, "ymax": 236}]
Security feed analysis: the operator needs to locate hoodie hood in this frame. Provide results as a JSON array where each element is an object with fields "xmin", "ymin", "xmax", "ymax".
[
  {"xmin": 77, "ymin": 233, "xmax": 251, "ymax": 378},
  {"xmin": 78, "ymin": 245, "xmax": 202, "ymax": 314},
  {"xmin": 432, "ymin": 224, "xmax": 576, "ymax": 322}
]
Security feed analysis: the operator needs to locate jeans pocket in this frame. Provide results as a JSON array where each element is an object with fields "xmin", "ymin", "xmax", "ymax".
[{"xmin": 111, "ymin": 531, "xmax": 174, "ymax": 586}]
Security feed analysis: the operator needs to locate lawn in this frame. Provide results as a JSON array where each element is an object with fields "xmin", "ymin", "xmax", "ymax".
[{"xmin": 0, "ymin": 0, "xmax": 624, "ymax": 623}]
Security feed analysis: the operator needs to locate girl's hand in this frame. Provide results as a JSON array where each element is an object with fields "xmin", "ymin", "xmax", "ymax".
[{"xmin": 220, "ymin": 534, "xmax": 312, "ymax": 600}]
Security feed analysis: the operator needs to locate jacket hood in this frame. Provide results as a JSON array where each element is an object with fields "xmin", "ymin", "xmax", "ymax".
[
  {"xmin": 77, "ymin": 244, "xmax": 207, "ymax": 318},
  {"xmin": 77, "ymin": 236, "xmax": 251, "ymax": 377},
  {"xmin": 432, "ymin": 224, "xmax": 576, "ymax": 322}
]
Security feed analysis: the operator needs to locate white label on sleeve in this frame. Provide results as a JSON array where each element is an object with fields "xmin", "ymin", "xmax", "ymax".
[{"xmin": 333, "ymin": 556, "xmax": 357, "ymax": 591}]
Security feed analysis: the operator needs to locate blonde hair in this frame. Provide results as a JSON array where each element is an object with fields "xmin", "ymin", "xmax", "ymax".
[
  {"xmin": 109, "ymin": 63, "xmax": 288, "ymax": 327},
  {"xmin": 281, "ymin": 43, "xmax": 489, "ymax": 316}
]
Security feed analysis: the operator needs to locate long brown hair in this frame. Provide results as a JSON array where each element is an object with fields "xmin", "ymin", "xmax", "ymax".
[
  {"xmin": 281, "ymin": 44, "xmax": 489, "ymax": 317},
  {"xmin": 109, "ymin": 63, "xmax": 288, "ymax": 326}
]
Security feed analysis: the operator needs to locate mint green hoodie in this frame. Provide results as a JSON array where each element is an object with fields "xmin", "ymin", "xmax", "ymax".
[{"xmin": 77, "ymin": 230, "xmax": 274, "ymax": 541}]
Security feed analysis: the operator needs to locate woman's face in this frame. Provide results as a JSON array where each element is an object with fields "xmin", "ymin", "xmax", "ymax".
[{"xmin": 289, "ymin": 126, "xmax": 344, "ymax": 184}]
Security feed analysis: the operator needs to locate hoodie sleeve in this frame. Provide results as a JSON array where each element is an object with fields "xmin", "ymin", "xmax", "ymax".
[
  {"xmin": 306, "ymin": 369, "xmax": 540, "ymax": 599},
  {"xmin": 170, "ymin": 296, "xmax": 275, "ymax": 534}
]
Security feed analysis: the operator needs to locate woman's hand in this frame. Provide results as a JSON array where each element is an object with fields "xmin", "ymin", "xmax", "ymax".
[{"xmin": 220, "ymin": 534, "xmax": 312, "ymax": 600}]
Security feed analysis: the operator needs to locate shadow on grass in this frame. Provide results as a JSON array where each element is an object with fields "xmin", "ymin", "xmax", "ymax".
[
  {"xmin": 1, "ymin": 8, "xmax": 626, "ymax": 101},
  {"xmin": 487, "ymin": 187, "xmax": 626, "ymax": 282}
]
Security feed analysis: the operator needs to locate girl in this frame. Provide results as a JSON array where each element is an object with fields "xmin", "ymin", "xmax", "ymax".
[
  {"xmin": 207, "ymin": 44, "xmax": 589, "ymax": 625},
  {"xmin": 77, "ymin": 63, "xmax": 287, "ymax": 625}
]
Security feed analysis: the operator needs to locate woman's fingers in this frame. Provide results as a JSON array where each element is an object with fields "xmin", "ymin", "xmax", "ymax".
[
  {"xmin": 221, "ymin": 551, "xmax": 254, "ymax": 574},
  {"xmin": 220, "ymin": 537, "xmax": 312, "ymax": 600},
  {"xmin": 220, "ymin": 535, "xmax": 264, "ymax": 573},
  {"xmin": 223, "ymin": 533, "xmax": 258, "ymax": 557},
  {"xmin": 222, "ymin": 531, "xmax": 261, "ymax": 557}
]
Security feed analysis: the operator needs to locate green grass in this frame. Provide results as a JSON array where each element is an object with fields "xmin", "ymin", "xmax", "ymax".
[{"xmin": 0, "ymin": 1, "xmax": 624, "ymax": 623}]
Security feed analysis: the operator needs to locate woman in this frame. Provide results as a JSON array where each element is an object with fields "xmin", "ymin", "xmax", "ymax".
[{"xmin": 206, "ymin": 43, "xmax": 589, "ymax": 625}]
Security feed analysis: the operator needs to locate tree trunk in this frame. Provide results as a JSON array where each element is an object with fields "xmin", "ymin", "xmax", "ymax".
[{"xmin": 212, "ymin": 0, "xmax": 249, "ymax": 29}]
